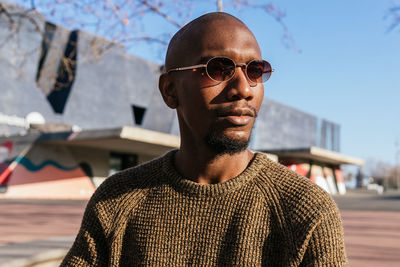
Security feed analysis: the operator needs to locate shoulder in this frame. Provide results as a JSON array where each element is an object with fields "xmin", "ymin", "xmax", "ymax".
[
  {"xmin": 94, "ymin": 152, "xmax": 165, "ymax": 195},
  {"xmin": 253, "ymin": 152, "xmax": 339, "ymax": 223},
  {"xmin": 83, "ymin": 151, "xmax": 173, "ymax": 234},
  {"xmin": 251, "ymin": 153, "xmax": 346, "ymax": 264},
  {"xmin": 95, "ymin": 152, "xmax": 168, "ymax": 200}
]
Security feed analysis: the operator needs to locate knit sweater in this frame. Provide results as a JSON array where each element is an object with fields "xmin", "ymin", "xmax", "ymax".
[{"xmin": 61, "ymin": 151, "xmax": 348, "ymax": 266}]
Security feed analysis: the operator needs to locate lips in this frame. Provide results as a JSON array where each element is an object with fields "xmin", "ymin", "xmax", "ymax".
[
  {"xmin": 215, "ymin": 107, "xmax": 256, "ymax": 126},
  {"xmin": 223, "ymin": 115, "xmax": 253, "ymax": 125}
]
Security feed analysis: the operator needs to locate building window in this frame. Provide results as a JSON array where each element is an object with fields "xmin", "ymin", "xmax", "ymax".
[
  {"xmin": 109, "ymin": 152, "xmax": 138, "ymax": 176},
  {"xmin": 132, "ymin": 105, "xmax": 146, "ymax": 125}
]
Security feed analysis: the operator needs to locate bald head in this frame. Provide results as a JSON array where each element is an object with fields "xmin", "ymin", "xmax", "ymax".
[{"xmin": 165, "ymin": 12, "xmax": 259, "ymax": 70}]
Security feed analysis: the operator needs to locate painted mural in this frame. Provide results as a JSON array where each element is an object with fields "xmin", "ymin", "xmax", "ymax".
[
  {"xmin": 334, "ymin": 168, "xmax": 346, "ymax": 195},
  {"xmin": 287, "ymin": 163, "xmax": 310, "ymax": 177},
  {"xmin": 323, "ymin": 166, "xmax": 338, "ymax": 195},
  {"xmin": 285, "ymin": 160, "xmax": 346, "ymax": 195},
  {"xmin": 0, "ymin": 141, "xmax": 13, "ymax": 193},
  {"xmin": 0, "ymin": 141, "xmax": 95, "ymax": 199}
]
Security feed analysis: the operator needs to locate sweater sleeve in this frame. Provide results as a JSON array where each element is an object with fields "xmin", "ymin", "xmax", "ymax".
[
  {"xmin": 299, "ymin": 204, "xmax": 348, "ymax": 267},
  {"xmin": 60, "ymin": 197, "xmax": 109, "ymax": 266}
]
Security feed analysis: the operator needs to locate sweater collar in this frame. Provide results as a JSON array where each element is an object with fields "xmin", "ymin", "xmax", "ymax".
[{"xmin": 161, "ymin": 150, "xmax": 267, "ymax": 197}]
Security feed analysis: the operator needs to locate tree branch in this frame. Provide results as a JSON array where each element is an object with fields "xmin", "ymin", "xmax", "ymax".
[
  {"xmin": 0, "ymin": 3, "xmax": 15, "ymax": 25},
  {"xmin": 228, "ymin": 0, "xmax": 301, "ymax": 52},
  {"xmin": 140, "ymin": 0, "xmax": 184, "ymax": 28},
  {"xmin": 386, "ymin": 5, "xmax": 400, "ymax": 32}
]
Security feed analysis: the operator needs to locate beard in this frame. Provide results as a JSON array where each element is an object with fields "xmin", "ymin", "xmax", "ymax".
[
  {"xmin": 203, "ymin": 103, "xmax": 257, "ymax": 155},
  {"xmin": 203, "ymin": 104, "xmax": 258, "ymax": 155},
  {"xmin": 204, "ymin": 130, "xmax": 251, "ymax": 155}
]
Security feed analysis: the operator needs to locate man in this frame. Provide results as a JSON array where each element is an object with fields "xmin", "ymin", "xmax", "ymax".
[{"xmin": 62, "ymin": 12, "xmax": 348, "ymax": 266}]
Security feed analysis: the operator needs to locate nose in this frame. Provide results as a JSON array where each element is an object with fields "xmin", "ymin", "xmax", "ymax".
[{"xmin": 226, "ymin": 66, "xmax": 255, "ymax": 101}]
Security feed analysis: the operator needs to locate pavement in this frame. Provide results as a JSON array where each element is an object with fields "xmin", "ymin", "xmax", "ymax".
[
  {"xmin": 0, "ymin": 199, "xmax": 86, "ymax": 267},
  {"xmin": 0, "ymin": 189, "xmax": 399, "ymax": 267},
  {"xmin": 333, "ymin": 189, "xmax": 400, "ymax": 267},
  {"xmin": 0, "ymin": 236, "xmax": 75, "ymax": 267},
  {"xmin": 333, "ymin": 189, "xmax": 400, "ymax": 212}
]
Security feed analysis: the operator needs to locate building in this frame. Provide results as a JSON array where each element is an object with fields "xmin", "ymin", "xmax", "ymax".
[{"xmin": 0, "ymin": 3, "xmax": 363, "ymax": 199}]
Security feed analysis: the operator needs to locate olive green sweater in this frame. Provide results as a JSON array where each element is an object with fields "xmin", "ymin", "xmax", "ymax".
[{"xmin": 61, "ymin": 151, "xmax": 348, "ymax": 266}]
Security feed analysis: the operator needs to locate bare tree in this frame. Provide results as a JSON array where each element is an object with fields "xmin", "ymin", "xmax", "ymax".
[
  {"xmin": 0, "ymin": 1, "xmax": 44, "ymax": 77},
  {"xmin": 364, "ymin": 158, "xmax": 400, "ymax": 189},
  {"xmin": 0, "ymin": 0, "xmax": 300, "ymax": 112},
  {"xmin": 386, "ymin": 3, "xmax": 400, "ymax": 32},
  {"xmin": 3, "ymin": 0, "xmax": 400, "ymax": 63},
  {"xmin": 1, "ymin": 0, "xmax": 299, "ymax": 55}
]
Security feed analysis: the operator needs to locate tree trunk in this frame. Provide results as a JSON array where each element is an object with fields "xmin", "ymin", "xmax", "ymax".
[{"xmin": 217, "ymin": 0, "xmax": 223, "ymax": 12}]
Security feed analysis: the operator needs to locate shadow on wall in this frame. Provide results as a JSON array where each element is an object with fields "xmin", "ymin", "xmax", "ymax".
[{"xmin": 36, "ymin": 22, "xmax": 79, "ymax": 114}]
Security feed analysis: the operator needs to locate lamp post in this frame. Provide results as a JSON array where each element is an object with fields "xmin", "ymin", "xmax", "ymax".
[{"xmin": 396, "ymin": 138, "xmax": 400, "ymax": 190}]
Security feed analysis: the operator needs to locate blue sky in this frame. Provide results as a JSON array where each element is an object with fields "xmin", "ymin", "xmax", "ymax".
[
  {"xmin": 137, "ymin": 0, "xmax": 400, "ymax": 165},
  {"xmin": 16, "ymin": 0, "xmax": 400, "ymax": 165},
  {"xmin": 254, "ymin": 0, "xmax": 400, "ymax": 165}
]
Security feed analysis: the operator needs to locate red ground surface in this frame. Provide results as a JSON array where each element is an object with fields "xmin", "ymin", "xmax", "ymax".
[
  {"xmin": 341, "ymin": 210, "xmax": 400, "ymax": 267},
  {"xmin": 0, "ymin": 200, "xmax": 86, "ymax": 246},
  {"xmin": 1, "ymin": 199, "xmax": 399, "ymax": 266}
]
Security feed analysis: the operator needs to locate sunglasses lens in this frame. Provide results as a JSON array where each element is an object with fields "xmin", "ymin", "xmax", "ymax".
[
  {"xmin": 206, "ymin": 57, "xmax": 235, "ymax": 82},
  {"xmin": 247, "ymin": 60, "xmax": 272, "ymax": 83}
]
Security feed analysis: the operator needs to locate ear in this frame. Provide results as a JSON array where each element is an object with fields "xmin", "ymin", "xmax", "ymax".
[{"xmin": 159, "ymin": 73, "xmax": 178, "ymax": 109}]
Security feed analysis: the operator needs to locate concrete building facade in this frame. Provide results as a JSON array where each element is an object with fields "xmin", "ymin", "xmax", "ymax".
[{"xmin": 0, "ymin": 4, "xmax": 362, "ymax": 199}]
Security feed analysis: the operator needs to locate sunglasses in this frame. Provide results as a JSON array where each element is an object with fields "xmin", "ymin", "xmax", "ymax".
[{"xmin": 167, "ymin": 56, "xmax": 273, "ymax": 86}]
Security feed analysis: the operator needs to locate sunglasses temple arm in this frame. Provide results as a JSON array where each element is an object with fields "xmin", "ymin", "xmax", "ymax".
[
  {"xmin": 264, "ymin": 69, "xmax": 274, "ymax": 74},
  {"xmin": 168, "ymin": 64, "xmax": 207, "ymax": 72}
]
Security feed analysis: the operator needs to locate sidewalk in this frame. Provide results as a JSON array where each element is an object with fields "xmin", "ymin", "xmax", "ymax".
[
  {"xmin": 333, "ymin": 189, "xmax": 400, "ymax": 267},
  {"xmin": 0, "ymin": 236, "xmax": 74, "ymax": 267},
  {"xmin": 0, "ymin": 199, "xmax": 86, "ymax": 266}
]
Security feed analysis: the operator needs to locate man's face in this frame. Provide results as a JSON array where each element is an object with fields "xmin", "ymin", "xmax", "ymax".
[{"xmin": 170, "ymin": 19, "xmax": 264, "ymax": 154}]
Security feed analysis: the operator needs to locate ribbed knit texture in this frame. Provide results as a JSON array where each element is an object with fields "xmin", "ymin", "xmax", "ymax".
[{"xmin": 61, "ymin": 151, "xmax": 348, "ymax": 266}]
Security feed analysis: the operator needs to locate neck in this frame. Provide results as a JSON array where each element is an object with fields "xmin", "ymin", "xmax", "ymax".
[{"xmin": 174, "ymin": 146, "xmax": 254, "ymax": 184}]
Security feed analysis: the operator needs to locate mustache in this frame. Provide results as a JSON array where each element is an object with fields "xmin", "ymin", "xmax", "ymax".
[{"xmin": 214, "ymin": 104, "xmax": 258, "ymax": 118}]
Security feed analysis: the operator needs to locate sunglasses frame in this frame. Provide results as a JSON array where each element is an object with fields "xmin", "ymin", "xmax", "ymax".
[{"xmin": 166, "ymin": 56, "xmax": 274, "ymax": 85}]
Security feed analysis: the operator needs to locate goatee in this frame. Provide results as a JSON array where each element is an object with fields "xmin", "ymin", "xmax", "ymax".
[
  {"xmin": 204, "ymin": 133, "xmax": 250, "ymax": 155},
  {"xmin": 204, "ymin": 103, "xmax": 257, "ymax": 155}
]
